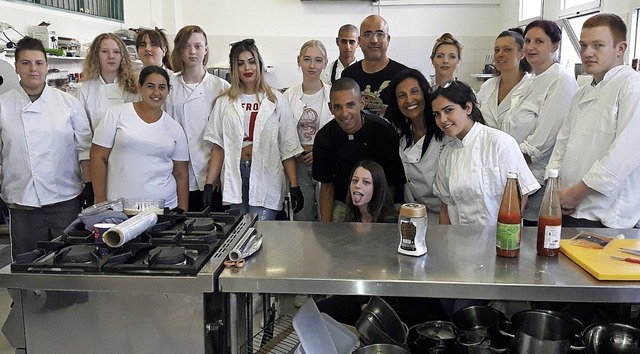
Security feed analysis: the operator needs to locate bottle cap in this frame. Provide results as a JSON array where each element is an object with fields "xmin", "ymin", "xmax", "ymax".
[
  {"xmin": 548, "ymin": 169, "xmax": 559, "ymax": 178},
  {"xmin": 507, "ymin": 172, "xmax": 518, "ymax": 179},
  {"xmin": 399, "ymin": 203, "xmax": 427, "ymax": 218}
]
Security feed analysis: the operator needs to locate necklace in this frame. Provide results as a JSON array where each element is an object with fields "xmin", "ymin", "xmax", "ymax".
[{"xmin": 302, "ymin": 89, "xmax": 323, "ymax": 108}]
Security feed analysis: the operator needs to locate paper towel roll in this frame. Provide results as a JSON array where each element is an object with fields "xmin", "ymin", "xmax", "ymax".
[
  {"xmin": 0, "ymin": 56, "xmax": 19, "ymax": 95},
  {"xmin": 102, "ymin": 211, "xmax": 158, "ymax": 247}
]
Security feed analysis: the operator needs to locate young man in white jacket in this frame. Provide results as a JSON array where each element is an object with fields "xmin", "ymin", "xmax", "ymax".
[
  {"xmin": 0, "ymin": 37, "xmax": 93, "ymax": 258},
  {"xmin": 546, "ymin": 13, "xmax": 640, "ymax": 228}
]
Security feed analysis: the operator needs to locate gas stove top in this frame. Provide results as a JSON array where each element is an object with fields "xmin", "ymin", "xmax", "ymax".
[{"xmin": 10, "ymin": 211, "xmax": 248, "ymax": 276}]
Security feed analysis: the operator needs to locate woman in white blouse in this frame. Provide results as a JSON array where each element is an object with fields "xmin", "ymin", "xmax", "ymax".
[
  {"xmin": 477, "ymin": 28, "xmax": 531, "ymax": 130},
  {"xmin": 507, "ymin": 20, "xmax": 579, "ymax": 224},
  {"xmin": 431, "ymin": 80, "xmax": 539, "ymax": 225},
  {"xmin": 76, "ymin": 33, "xmax": 138, "ymax": 131},
  {"xmin": 387, "ymin": 68, "xmax": 447, "ymax": 222},
  {"xmin": 283, "ymin": 40, "xmax": 333, "ymax": 221}
]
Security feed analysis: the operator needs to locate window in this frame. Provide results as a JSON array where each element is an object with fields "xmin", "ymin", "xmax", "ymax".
[
  {"xmin": 558, "ymin": 12, "xmax": 598, "ymax": 77},
  {"xmin": 559, "ymin": 0, "xmax": 600, "ymax": 18},
  {"xmin": 15, "ymin": 0, "xmax": 124, "ymax": 21},
  {"xmin": 519, "ymin": 0, "xmax": 543, "ymax": 23}
]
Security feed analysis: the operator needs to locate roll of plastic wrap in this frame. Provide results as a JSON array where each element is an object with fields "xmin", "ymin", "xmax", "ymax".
[
  {"xmin": 102, "ymin": 211, "xmax": 158, "ymax": 247},
  {"xmin": 0, "ymin": 56, "xmax": 19, "ymax": 95}
]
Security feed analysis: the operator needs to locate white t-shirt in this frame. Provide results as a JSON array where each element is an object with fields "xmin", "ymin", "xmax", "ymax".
[
  {"xmin": 297, "ymin": 90, "xmax": 323, "ymax": 146},
  {"xmin": 93, "ymin": 103, "xmax": 189, "ymax": 209},
  {"xmin": 241, "ymin": 93, "xmax": 260, "ymax": 147}
]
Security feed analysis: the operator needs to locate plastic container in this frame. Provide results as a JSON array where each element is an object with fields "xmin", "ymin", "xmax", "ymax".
[
  {"xmin": 293, "ymin": 299, "xmax": 357, "ymax": 354},
  {"xmin": 123, "ymin": 199, "xmax": 165, "ymax": 216}
]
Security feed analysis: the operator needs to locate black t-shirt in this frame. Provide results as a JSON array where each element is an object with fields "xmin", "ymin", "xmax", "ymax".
[
  {"xmin": 341, "ymin": 59, "xmax": 408, "ymax": 117},
  {"xmin": 312, "ymin": 112, "xmax": 406, "ymax": 203}
]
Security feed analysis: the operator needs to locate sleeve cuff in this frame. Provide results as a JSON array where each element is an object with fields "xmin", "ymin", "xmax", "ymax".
[
  {"xmin": 519, "ymin": 141, "xmax": 541, "ymax": 160},
  {"xmin": 582, "ymin": 160, "xmax": 620, "ymax": 196}
]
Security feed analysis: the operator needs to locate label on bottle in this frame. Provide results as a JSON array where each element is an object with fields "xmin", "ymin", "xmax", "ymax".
[
  {"xmin": 496, "ymin": 222, "xmax": 521, "ymax": 250},
  {"xmin": 543, "ymin": 225, "xmax": 561, "ymax": 249},
  {"xmin": 400, "ymin": 220, "xmax": 417, "ymax": 251}
]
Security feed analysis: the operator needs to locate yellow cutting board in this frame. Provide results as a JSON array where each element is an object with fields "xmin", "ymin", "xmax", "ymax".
[{"xmin": 560, "ymin": 239, "xmax": 640, "ymax": 281}]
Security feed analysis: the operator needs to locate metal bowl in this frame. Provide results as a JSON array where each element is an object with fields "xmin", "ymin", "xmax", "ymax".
[
  {"xmin": 353, "ymin": 343, "xmax": 411, "ymax": 354},
  {"xmin": 356, "ymin": 297, "xmax": 408, "ymax": 346},
  {"xmin": 583, "ymin": 322, "xmax": 640, "ymax": 353}
]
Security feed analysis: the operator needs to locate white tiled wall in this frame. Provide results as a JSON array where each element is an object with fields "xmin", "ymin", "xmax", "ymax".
[{"xmin": 207, "ymin": 34, "xmax": 496, "ymax": 92}]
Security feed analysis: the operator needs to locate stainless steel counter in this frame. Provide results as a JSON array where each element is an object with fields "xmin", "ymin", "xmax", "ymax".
[{"xmin": 219, "ymin": 222, "xmax": 640, "ymax": 303}]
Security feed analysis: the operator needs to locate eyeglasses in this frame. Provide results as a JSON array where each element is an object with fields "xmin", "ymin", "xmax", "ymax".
[
  {"xmin": 362, "ymin": 31, "xmax": 387, "ymax": 40},
  {"xmin": 428, "ymin": 79, "xmax": 461, "ymax": 94}
]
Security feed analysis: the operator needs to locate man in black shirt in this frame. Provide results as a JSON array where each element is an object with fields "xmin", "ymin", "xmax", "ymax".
[
  {"xmin": 313, "ymin": 78, "xmax": 405, "ymax": 222},
  {"xmin": 341, "ymin": 15, "xmax": 407, "ymax": 117}
]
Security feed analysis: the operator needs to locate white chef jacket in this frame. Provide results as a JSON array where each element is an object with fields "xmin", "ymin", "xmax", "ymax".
[
  {"xmin": 283, "ymin": 82, "xmax": 334, "ymax": 132},
  {"xmin": 0, "ymin": 85, "xmax": 92, "ymax": 207},
  {"xmin": 477, "ymin": 74, "xmax": 531, "ymax": 130},
  {"xmin": 400, "ymin": 134, "xmax": 449, "ymax": 215},
  {"xmin": 506, "ymin": 63, "xmax": 578, "ymax": 183},
  {"xmin": 321, "ymin": 58, "xmax": 357, "ymax": 85},
  {"xmin": 546, "ymin": 65, "xmax": 640, "ymax": 229},
  {"xmin": 165, "ymin": 73, "xmax": 230, "ymax": 191},
  {"xmin": 433, "ymin": 123, "xmax": 540, "ymax": 226},
  {"xmin": 204, "ymin": 92, "xmax": 303, "ymax": 210},
  {"xmin": 75, "ymin": 76, "xmax": 139, "ymax": 131}
]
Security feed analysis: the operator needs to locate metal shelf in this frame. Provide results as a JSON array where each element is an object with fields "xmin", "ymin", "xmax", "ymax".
[{"xmin": 243, "ymin": 315, "xmax": 299, "ymax": 354}]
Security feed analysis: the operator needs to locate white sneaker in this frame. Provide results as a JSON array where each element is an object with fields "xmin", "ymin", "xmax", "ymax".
[{"xmin": 294, "ymin": 294, "xmax": 310, "ymax": 308}]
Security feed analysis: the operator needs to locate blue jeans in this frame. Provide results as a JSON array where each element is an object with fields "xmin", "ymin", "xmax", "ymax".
[{"xmin": 229, "ymin": 160, "xmax": 278, "ymax": 221}]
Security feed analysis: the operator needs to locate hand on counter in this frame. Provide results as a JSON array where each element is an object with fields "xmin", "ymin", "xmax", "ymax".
[{"xmin": 290, "ymin": 186, "xmax": 304, "ymax": 214}]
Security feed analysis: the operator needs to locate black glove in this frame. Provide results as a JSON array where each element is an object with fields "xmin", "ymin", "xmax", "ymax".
[
  {"xmin": 290, "ymin": 186, "xmax": 304, "ymax": 214},
  {"xmin": 81, "ymin": 182, "xmax": 94, "ymax": 209},
  {"xmin": 170, "ymin": 207, "xmax": 185, "ymax": 215},
  {"xmin": 202, "ymin": 184, "xmax": 214, "ymax": 209}
]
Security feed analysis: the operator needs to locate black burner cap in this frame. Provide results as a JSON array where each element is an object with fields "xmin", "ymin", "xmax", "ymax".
[
  {"xmin": 148, "ymin": 246, "xmax": 186, "ymax": 265},
  {"xmin": 61, "ymin": 245, "xmax": 97, "ymax": 263}
]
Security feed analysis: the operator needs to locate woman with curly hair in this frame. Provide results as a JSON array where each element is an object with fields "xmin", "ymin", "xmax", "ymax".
[{"xmin": 77, "ymin": 33, "xmax": 138, "ymax": 131}]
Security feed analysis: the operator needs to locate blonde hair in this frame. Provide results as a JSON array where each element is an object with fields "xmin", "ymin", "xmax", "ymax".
[
  {"xmin": 430, "ymin": 33, "xmax": 463, "ymax": 60},
  {"xmin": 171, "ymin": 25, "xmax": 209, "ymax": 72},
  {"xmin": 81, "ymin": 33, "xmax": 137, "ymax": 94},
  {"xmin": 225, "ymin": 39, "xmax": 276, "ymax": 103},
  {"xmin": 297, "ymin": 39, "xmax": 328, "ymax": 66}
]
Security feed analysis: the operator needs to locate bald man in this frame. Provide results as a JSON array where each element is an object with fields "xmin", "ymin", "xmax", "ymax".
[{"xmin": 341, "ymin": 15, "xmax": 407, "ymax": 117}]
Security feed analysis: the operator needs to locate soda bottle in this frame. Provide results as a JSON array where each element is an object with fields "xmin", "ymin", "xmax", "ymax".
[
  {"xmin": 497, "ymin": 172, "xmax": 521, "ymax": 258},
  {"xmin": 537, "ymin": 169, "xmax": 561, "ymax": 256}
]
